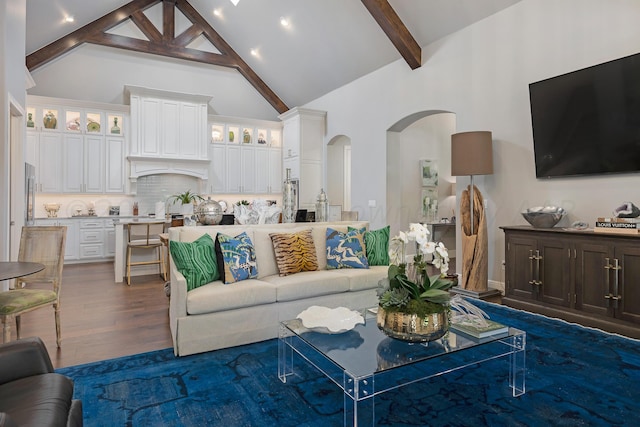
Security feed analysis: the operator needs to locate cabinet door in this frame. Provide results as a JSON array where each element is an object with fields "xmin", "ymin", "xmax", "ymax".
[
  {"xmin": 178, "ymin": 102, "xmax": 199, "ymax": 158},
  {"xmin": 208, "ymin": 144, "xmax": 226, "ymax": 193},
  {"xmin": 282, "ymin": 116, "xmax": 300, "ymax": 158},
  {"xmin": 62, "ymin": 134, "xmax": 84, "ymax": 193},
  {"xmin": 26, "ymin": 131, "xmax": 39, "ymax": 169},
  {"xmin": 226, "ymin": 145, "xmax": 242, "ymax": 193},
  {"xmin": 269, "ymin": 147, "xmax": 282, "ymax": 193},
  {"xmin": 254, "ymin": 147, "xmax": 270, "ymax": 194},
  {"xmin": 106, "ymin": 137, "xmax": 126, "ymax": 193},
  {"xmin": 614, "ymin": 244, "xmax": 640, "ymax": 324},
  {"xmin": 505, "ymin": 234, "xmax": 538, "ymax": 300},
  {"xmin": 161, "ymin": 100, "xmax": 180, "ymax": 157},
  {"xmin": 241, "ymin": 146, "xmax": 256, "ymax": 193},
  {"xmin": 105, "ymin": 221, "xmax": 116, "ymax": 257},
  {"xmin": 58, "ymin": 220, "xmax": 79, "ymax": 262},
  {"xmin": 38, "ymin": 133, "xmax": 63, "ymax": 193},
  {"xmin": 537, "ymin": 236, "xmax": 572, "ymax": 307},
  {"xmin": 574, "ymin": 240, "xmax": 613, "ymax": 317},
  {"xmin": 84, "ymin": 135, "xmax": 105, "ymax": 193},
  {"xmin": 141, "ymin": 98, "xmax": 161, "ymax": 156}
]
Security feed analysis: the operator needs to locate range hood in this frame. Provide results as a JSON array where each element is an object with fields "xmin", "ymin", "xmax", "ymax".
[
  {"xmin": 125, "ymin": 85, "xmax": 212, "ymax": 182},
  {"xmin": 128, "ymin": 156, "xmax": 209, "ymax": 181}
]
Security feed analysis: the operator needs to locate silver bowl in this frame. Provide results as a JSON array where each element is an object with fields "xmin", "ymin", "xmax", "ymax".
[{"xmin": 521, "ymin": 210, "xmax": 565, "ymax": 228}]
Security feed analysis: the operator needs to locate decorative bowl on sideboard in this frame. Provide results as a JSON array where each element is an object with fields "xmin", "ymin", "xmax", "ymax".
[{"xmin": 521, "ymin": 206, "xmax": 566, "ymax": 228}]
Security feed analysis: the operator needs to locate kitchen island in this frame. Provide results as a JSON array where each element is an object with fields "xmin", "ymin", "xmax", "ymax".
[{"xmin": 114, "ymin": 217, "xmax": 171, "ymax": 283}]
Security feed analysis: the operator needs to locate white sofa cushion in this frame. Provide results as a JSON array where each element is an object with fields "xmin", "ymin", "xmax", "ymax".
[
  {"xmin": 333, "ymin": 265, "xmax": 388, "ymax": 291},
  {"xmin": 186, "ymin": 278, "xmax": 276, "ymax": 315},
  {"xmin": 262, "ymin": 270, "xmax": 350, "ymax": 302}
]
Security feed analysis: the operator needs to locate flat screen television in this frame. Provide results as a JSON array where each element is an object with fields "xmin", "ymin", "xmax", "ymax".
[{"xmin": 529, "ymin": 52, "xmax": 640, "ymax": 178}]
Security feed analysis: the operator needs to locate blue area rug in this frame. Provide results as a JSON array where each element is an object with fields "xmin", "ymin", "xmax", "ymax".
[{"xmin": 58, "ymin": 301, "xmax": 640, "ymax": 426}]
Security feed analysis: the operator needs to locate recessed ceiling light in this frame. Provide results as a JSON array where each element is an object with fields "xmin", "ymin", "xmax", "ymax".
[
  {"xmin": 250, "ymin": 48, "xmax": 259, "ymax": 57},
  {"xmin": 280, "ymin": 17, "xmax": 289, "ymax": 27},
  {"xmin": 230, "ymin": 0, "xmax": 240, "ymax": 6},
  {"xmin": 64, "ymin": 15, "xmax": 75, "ymax": 23},
  {"xmin": 213, "ymin": 9, "xmax": 222, "ymax": 17}
]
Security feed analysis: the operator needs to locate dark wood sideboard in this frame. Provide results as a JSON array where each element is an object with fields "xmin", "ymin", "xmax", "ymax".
[{"xmin": 501, "ymin": 226, "xmax": 640, "ymax": 339}]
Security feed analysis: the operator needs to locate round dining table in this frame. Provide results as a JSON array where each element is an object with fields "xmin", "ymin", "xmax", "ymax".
[{"xmin": 0, "ymin": 261, "xmax": 45, "ymax": 281}]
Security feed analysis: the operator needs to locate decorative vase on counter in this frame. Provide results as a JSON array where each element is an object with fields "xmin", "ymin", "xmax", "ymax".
[{"xmin": 282, "ymin": 168, "xmax": 295, "ymax": 223}]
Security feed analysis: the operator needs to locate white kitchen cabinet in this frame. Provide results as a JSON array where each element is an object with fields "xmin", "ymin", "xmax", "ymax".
[
  {"xmin": 278, "ymin": 107, "xmax": 326, "ymax": 209},
  {"xmin": 126, "ymin": 86, "xmax": 210, "ymax": 161},
  {"xmin": 34, "ymin": 219, "xmax": 79, "ymax": 262},
  {"xmin": 105, "ymin": 137, "xmax": 126, "ymax": 193},
  {"xmin": 79, "ymin": 219, "xmax": 104, "ymax": 260},
  {"xmin": 28, "ymin": 95, "xmax": 128, "ymax": 195},
  {"xmin": 269, "ymin": 147, "xmax": 283, "ymax": 193},
  {"xmin": 38, "ymin": 133, "xmax": 64, "ymax": 193},
  {"xmin": 105, "ymin": 220, "xmax": 116, "ymax": 257},
  {"xmin": 62, "ymin": 134, "xmax": 105, "ymax": 193},
  {"xmin": 255, "ymin": 147, "xmax": 283, "ymax": 194},
  {"xmin": 240, "ymin": 146, "xmax": 256, "ymax": 193},
  {"xmin": 208, "ymin": 144, "xmax": 226, "ymax": 193},
  {"xmin": 226, "ymin": 145, "xmax": 242, "ymax": 193}
]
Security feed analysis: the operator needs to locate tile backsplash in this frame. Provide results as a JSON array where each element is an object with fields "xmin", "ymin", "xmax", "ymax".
[{"xmin": 34, "ymin": 172, "xmax": 281, "ymax": 218}]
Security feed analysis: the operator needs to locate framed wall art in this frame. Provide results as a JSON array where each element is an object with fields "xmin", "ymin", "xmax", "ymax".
[
  {"xmin": 421, "ymin": 159, "xmax": 438, "ymax": 187},
  {"xmin": 421, "ymin": 187, "xmax": 438, "ymax": 219}
]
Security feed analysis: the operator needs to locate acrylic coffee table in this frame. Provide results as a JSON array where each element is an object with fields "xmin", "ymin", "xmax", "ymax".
[{"xmin": 278, "ymin": 308, "xmax": 526, "ymax": 427}]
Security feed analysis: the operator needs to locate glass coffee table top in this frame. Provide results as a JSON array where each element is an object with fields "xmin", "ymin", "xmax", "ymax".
[{"xmin": 278, "ymin": 308, "xmax": 526, "ymax": 427}]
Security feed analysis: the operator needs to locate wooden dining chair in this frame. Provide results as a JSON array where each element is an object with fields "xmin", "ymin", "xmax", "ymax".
[
  {"xmin": 125, "ymin": 221, "xmax": 167, "ymax": 285},
  {"xmin": 0, "ymin": 226, "xmax": 66, "ymax": 347}
]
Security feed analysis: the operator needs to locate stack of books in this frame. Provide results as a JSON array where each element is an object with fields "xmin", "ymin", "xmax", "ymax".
[
  {"xmin": 594, "ymin": 217, "xmax": 640, "ymax": 234},
  {"xmin": 450, "ymin": 317, "xmax": 509, "ymax": 339}
]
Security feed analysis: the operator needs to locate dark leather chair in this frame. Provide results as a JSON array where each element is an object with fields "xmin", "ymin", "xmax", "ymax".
[{"xmin": 0, "ymin": 337, "xmax": 82, "ymax": 426}]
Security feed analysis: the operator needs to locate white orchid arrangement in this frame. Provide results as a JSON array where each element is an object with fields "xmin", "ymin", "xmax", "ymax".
[
  {"xmin": 388, "ymin": 223, "xmax": 450, "ymax": 274},
  {"xmin": 380, "ymin": 223, "xmax": 455, "ymax": 316}
]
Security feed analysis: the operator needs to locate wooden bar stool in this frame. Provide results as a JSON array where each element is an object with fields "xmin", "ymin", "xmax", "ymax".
[{"xmin": 125, "ymin": 222, "xmax": 167, "ymax": 285}]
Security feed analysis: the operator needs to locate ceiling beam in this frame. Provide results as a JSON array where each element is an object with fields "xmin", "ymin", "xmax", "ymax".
[
  {"xmin": 361, "ymin": 0, "xmax": 422, "ymax": 69},
  {"xmin": 25, "ymin": 0, "xmax": 289, "ymax": 114},
  {"xmin": 174, "ymin": 0, "xmax": 288, "ymax": 114}
]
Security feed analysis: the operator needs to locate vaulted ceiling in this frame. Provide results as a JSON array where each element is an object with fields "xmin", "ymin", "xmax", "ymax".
[{"xmin": 25, "ymin": 0, "xmax": 521, "ymax": 113}]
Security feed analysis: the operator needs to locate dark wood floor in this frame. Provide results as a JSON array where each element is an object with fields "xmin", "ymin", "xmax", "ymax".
[{"xmin": 14, "ymin": 262, "xmax": 172, "ymax": 369}]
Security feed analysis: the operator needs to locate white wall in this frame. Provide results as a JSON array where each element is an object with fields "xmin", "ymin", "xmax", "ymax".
[
  {"xmin": 304, "ymin": 0, "xmax": 640, "ymax": 287},
  {"xmin": 28, "ymin": 44, "xmax": 278, "ymax": 121},
  {"xmin": 1, "ymin": 0, "xmax": 27, "ymax": 266}
]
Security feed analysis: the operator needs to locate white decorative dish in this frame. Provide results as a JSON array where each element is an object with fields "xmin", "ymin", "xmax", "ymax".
[{"xmin": 297, "ymin": 306, "xmax": 364, "ymax": 334}]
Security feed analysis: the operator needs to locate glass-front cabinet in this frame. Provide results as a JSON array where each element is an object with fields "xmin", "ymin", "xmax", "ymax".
[
  {"xmin": 27, "ymin": 95, "xmax": 128, "ymax": 194},
  {"xmin": 207, "ymin": 115, "xmax": 283, "ymax": 195}
]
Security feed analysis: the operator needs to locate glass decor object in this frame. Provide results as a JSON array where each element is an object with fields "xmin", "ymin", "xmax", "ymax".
[
  {"xmin": 282, "ymin": 168, "xmax": 295, "ymax": 223},
  {"xmin": 66, "ymin": 111, "xmax": 81, "ymax": 131},
  {"xmin": 211, "ymin": 124, "xmax": 224, "ymax": 142},
  {"xmin": 257, "ymin": 129, "xmax": 267, "ymax": 144},
  {"xmin": 228, "ymin": 126, "xmax": 239, "ymax": 143},
  {"xmin": 43, "ymin": 110, "xmax": 58, "ymax": 129},
  {"xmin": 111, "ymin": 117, "xmax": 121, "ymax": 135},
  {"xmin": 26, "ymin": 112, "xmax": 35, "ymax": 128},
  {"xmin": 86, "ymin": 112, "xmax": 101, "ymax": 133},
  {"xmin": 242, "ymin": 128, "xmax": 252, "ymax": 144},
  {"xmin": 315, "ymin": 188, "xmax": 329, "ymax": 222}
]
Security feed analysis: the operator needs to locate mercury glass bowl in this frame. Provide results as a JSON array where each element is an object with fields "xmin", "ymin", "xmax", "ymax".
[
  {"xmin": 521, "ymin": 206, "xmax": 566, "ymax": 228},
  {"xmin": 195, "ymin": 197, "xmax": 223, "ymax": 225}
]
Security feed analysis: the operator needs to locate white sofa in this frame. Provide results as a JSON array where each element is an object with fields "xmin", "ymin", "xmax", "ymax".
[{"xmin": 168, "ymin": 221, "xmax": 387, "ymax": 356}]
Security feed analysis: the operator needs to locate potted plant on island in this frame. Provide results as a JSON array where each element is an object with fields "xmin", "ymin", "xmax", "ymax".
[
  {"xmin": 377, "ymin": 223, "xmax": 457, "ymax": 342},
  {"xmin": 169, "ymin": 190, "xmax": 204, "ymax": 215}
]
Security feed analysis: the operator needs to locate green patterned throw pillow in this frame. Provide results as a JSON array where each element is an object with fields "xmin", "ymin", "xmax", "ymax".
[
  {"xmin": 169, "ymin": 234, "xmax": 219, "ymax": 291},
  {"xmin": 349, "ymin": 225, "xmax": 390, "ymax": 266}
]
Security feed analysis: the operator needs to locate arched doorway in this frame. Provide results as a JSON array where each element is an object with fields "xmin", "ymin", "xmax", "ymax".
[
  {"xmin": 386, "ymin": 111, "xmax": 457, "ymax": 258},
  {"xmin": 327, "ymin": 135, "xmax": 352, "ymax": 212}
]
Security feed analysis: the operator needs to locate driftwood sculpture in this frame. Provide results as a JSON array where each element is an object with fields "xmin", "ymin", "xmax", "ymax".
[{"xmin": 460, "ymin": 185, "xmax": 488, "ymax": 292}]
